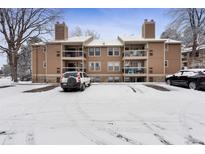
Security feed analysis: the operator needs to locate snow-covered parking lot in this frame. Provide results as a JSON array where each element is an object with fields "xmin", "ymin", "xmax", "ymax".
[{"xmin": 0, "ymin": 81, "xmax": 205, "ymax": 145}]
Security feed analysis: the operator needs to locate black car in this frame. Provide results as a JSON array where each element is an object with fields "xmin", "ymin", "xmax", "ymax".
[{"xmin": 165, "ymin": 69, "xmax": 205, "ymax": 90}]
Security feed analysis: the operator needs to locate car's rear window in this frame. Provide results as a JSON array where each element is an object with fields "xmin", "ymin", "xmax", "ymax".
[{"xmin": 64, "ymin": 72, "xmax": 77, "ymax": 78}]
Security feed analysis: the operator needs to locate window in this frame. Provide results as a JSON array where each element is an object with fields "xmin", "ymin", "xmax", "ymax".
[
  {"xmin": 108, "ymin": 77, "xmax": 113, "ymax": 82},
  {"xmin": 57, "ymin": 68, "xmax": 60, "ymax": 74},
  {"xmin": 165, "ymin": 60, "xmax": 168, "ymax": 67},
  {"xmin": 149, "ymin": 67, "xmax": 153, "ymax": 74},
  {"xmin": 195, "ymin": 52, "xmax": 199, "ymax": 57},
  {"xmin": 89, "ymin": 62, "xmax": 101, "ymax": 71},
  {"xmin": 107, "ymin": 62, "xmax": 120, "ymax": 72},
  {"xmin": 43, "ymin": 47, "xmax": 46, "ymax": 53},
  {"xmin": 95, "ymin": 48, "xmax": 100, "ymax": 56},
  {"xmin": 95, "ymin": 77, "xmax": 101, "ymax": 82},
  {"xmin": 108, "ymin": 48, "xmax": 120, "ymax": 56},
  {"xmin": 149, "ymin": 50, "xmax": 153, "ymax": 56},
  {"xmin": 149, "ymin": 77, "xmax": 153, "ymax": 82},
  {"xmin": 56, "ymin": 51, "xmax": 60, "ymax": 57},
  {"xmin": 108, "ymin": 48, "xmax": 113, "ymax": 56},
  {"xmin": 88, "ymin": 48, "xmax": 101, "ymax": 56},
  {"xmin": 114, "ymin": 48, "xmax": 120, "ymax": 56},
  {"xmin": 91, "ymin": 76, "xmax": 101, "ymax": 82},
  {"xmin": 88, "ymin": 48, "xmax": 94, "ymax": 56},
  {"xmin": 56, "ymin": 77, "xmax": 60, "ymax": 83},
  {"xmin": 43, "ymin": 61, "xmax": 46, "ymax": 68},
  {"xmin": 114, "ymin": 77, "xmax": 120, "ymax": 82}
]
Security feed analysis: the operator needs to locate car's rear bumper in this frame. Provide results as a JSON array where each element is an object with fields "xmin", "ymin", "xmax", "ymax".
[{"xmin": 60, "ymin": 82, "xmax": 81, "ymax": 89}]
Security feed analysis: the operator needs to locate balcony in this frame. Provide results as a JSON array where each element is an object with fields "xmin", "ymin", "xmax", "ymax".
[
  {"xmin": 62, "ymin": 50, "xmax": 86, "ymax": 61},
  {"xmin": 123, "ymin": 50, "xmax": 147, "ymax": 60},
  {"xmin": 62, "ymin": 67, "xmax": 85, "ymax": 73},
  {"xmin": 123, "ymin": 67, "xmax": 146, "ymax": 76}
]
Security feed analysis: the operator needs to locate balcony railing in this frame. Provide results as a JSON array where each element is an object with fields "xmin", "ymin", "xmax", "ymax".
[
  {"xmin": 62, "ymin": 67, "xmax": 85, "ymax": 73},
  {"xmin": 62, "ymin": 50, "xmax": 86, "ymax": 58},
  {"xmin": 124, "ymin": 67, "xmax": 146, "ymax": 74},
  {"xmin": 124, "ymin": 50, "xmax": 147, "ymax": 57}
]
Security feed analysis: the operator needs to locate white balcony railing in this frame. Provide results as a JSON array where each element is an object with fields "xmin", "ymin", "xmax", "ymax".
[
  {"xmin": 62, "ymin": 50, "xmax": 85, "ymax": 58},
  {"xmin": 124, "ymin": 50, "xmax": 147, "ymax": 57},
  {"xmin": 124, "ymin": 67, "xmax": 146, "ymax": 74}
]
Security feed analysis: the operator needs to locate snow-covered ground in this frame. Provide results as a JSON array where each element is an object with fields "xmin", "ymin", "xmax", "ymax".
[{"xmin": 0, "ymin": 81, "xmax": 205, "ymax": 145}]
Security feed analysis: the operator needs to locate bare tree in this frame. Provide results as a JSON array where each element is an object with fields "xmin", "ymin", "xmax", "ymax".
[
  {"xmin": 84, "ymin": 29, "xmax": 100, "ymax": 39},
  {"xmin": 160, "ymin": 27, "xmax": 182, "ymax": 40},
  {"xmin": 71, "ymin": 26, "xmax": 100, "ymax": 39},
  {"xmin": 70, "ymin": 26, "xmax": 83, "ymax": 37},
  {"xmin": 17, "ymin": 37, "xmax": 42, "ymax": 81},
  {"xmin": 168, "ymin": 8, "xmax": 205, "ymax": 53},
  {"xmin": 0, "ymin": 8, "xmax": 61, "ymax": 82}
]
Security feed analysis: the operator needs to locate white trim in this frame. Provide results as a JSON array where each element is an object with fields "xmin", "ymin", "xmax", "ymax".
[
  {"xmin": 88, "ymin": 47, "xmax": 101, "ymax": 57},
  {"xmin": 107, "ymin": 61, "xmax": 121, "ymax": 72},
  {"xmin": 88, "ymin": 61, "xmax": 101, "ymax": 72},
  {"xmin": 107, "ymin": 47, "xmax": 120, "ymax": 57}
]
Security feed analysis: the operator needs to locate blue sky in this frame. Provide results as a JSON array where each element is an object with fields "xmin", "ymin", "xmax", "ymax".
[{"xmin": 0, "ymin": 8, "xmax": 171, "ymax": 67}]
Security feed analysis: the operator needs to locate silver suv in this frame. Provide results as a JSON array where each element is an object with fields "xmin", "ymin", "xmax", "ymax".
[{"xmin": 60, "ymin": 71, "xmax": 91, "ymax": 91}]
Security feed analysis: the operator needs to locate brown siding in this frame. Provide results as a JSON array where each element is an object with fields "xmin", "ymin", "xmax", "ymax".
[
  {"xmin": 165, "ymin": 44, "xmax": 181, "ymax": 74},
  {"xmin": 32, "ymin": 46, "xmax": 46, "ymax": 82},
  {"xmin": 142, "ymin": 22, "xmax": 155, "ymax": 38},
  {"xmin": 85, "ymin": 47, "xmax": 123, "ymax": 74},
  {"xmin": 47, "ymin": 44, "xmax": 61, "ymax": 75},
  {"xmin": 148, "ymin": 42, "xmax": 165, "ymax": 74},
  {"xmin": 55, "ymin": 23, "xmax": 68, "ymax": 40}
]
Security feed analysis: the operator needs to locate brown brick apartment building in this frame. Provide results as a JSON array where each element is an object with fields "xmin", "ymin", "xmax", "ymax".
[{"xmin": 31, "ymin": 20, "xmax": 181, "ymax": 83}]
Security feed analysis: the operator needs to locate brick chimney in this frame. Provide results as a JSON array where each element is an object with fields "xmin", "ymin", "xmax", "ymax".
[
  {"xmin": 55, "ymin": 22, "xmax": 68, "ymax": 40},
  {"xmin": 142, "ymin": 19, "xmax": 155, "ymax": 39}
]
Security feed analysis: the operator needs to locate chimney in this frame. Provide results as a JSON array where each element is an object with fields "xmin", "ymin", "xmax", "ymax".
[
  {"xmin": 55, "ymin": 22, "xmax": 68, "ymax": 40},
  {"xmin": 142, "ymin": 19, "xmax": 155, "ymax": 39}
]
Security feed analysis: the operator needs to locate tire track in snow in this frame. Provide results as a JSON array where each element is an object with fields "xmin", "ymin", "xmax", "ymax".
[
  {"xmin": 128, "ymin": 86, "xmax": 143, "ymax": 93},
  {"xmin": 99, "ymin": 127, "xmax": 142, "ymax": 145},
  {"xmin": 25, "ymin": 131, "xmax": 35, "ymax": 145},
  {"xmin": 129, "ymin": 113, "xmax": 172, "ymax": 145},
  {"xmin": 185, "ymin": 135, "xmax": 205, "ymax": 145},
  {"xmin": 178, "ymin": 102, "xmax": 205, "ymax": 145},
  {"xmin": 63, "ymin": 92, "xmax": 109, "ymax": 145}
]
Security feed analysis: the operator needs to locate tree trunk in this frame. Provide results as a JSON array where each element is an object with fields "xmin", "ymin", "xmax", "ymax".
[
  {"xmin": 12, "ymin": 52, "xmax": 18, "ymax": 82},
  {"xmin": 8, "ymin": 52, "xmax": 18, "ymax": 82}
]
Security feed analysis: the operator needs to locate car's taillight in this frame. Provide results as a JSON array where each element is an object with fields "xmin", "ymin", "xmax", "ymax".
[{"xmin": 76, "ymin": 73, "xmax": 81, "ymax": 82}]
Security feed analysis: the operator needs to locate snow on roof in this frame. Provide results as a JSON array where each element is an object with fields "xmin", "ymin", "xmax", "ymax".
[
  {"xmin": 165, "ymin": 39, "xmax": 181, "ymax": 44},
  {"xmin": 32, "ymin": 42, "xmax": 46, "ymax": 46},
  {"xmin": 198, "ymin": 44, "xmax": 205, "ymax": 50},
  {"xmin": 86, "ymin": 39, "xmax": 123, "ymax": 47},
  {"xmin": 49, "ymin": 36, "xmax": 93, "ymax": 43},
  {"xmin": 118, "ymin": 36, "xmax": 181, "ymax": 44},
  {"xmin": 181, "ymin": 44, "xmax": 205, "ymax": 53},
  {"xmin": 181, "ymin": 47, "xmax": 192, "ymax": 53},
  {"xmin": 118, "ymin": 35, "xmax": 166, "ymax": 42}
]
